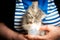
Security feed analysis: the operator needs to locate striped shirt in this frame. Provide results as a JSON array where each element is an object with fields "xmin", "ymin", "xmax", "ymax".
[
  {"xmin": 42, "ymin": 0, "xmax": 60, "ymax": 26},
  {"xmin": 14, "ymin": 0, "xmax": 26, "ymax": 31},
  {"xmin": 14, "ymin": 0, "xmax": 60, "ymax": 31}
]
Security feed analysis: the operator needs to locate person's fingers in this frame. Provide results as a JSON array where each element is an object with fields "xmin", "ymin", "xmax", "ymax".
[
  {"xmin": 25, "ymin": 35, "xmax": 43, "ymax": 40},
  {"xmin": 40, "ymin": 25, "xmax": 56, "ymax": 31},
  {"xmin": 40, "ymin": 25, "xmax": 49, "ymax": 31},
  {"xmin": 36, "ymin": 35, "xmax": 48, "ymax": 40},
  {"xmin": 47, "ymin": 25, "xmax": 57, "ymax": 31},
  {"xmin": 18, "ymin": 34, "xmax": 28, "ymax": 40},
  {"xmin": 25, "ymin": 35, "xmax": 37, "ymax": 39},
  {"xmin": 25, "ymin": 35, "xmax": 48, "ymax": 40}
]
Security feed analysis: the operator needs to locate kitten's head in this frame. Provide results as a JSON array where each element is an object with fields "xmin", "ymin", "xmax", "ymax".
[{"xmin": 25, "ymin": 10, "xmax": 44, "ymax": 24}]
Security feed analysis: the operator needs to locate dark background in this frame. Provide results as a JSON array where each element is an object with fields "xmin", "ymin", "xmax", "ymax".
[{"xmin": 54, "ymin": 0, "xmax": 60, "ymax": 15}]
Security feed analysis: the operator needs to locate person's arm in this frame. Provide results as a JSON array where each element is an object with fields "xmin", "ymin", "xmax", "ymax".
[{"xmin": 0, "ymin": 23, "xmax": 27, "ymax": 40}]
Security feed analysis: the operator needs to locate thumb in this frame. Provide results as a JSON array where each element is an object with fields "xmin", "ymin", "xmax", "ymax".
[
  {"xmin": 25, "ymin": 35, "xmax": 47, "ymax": 40},
  {"xmin": 35, "ymin": 35, "xmax": 48, "ymax": 39},
  {"xmin": 40, "ymin": 25, "xmax": 48, "ymax": 31},
  {"xmin": 40, "ymin": 25, "xmax": 55, "ymax": 31}
]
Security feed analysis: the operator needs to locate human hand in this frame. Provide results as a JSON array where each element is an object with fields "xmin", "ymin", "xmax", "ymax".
[
  {"xmin": 9, "ymin": 34, "xmax": 28, "ymax": 40},
  {"xmin": 25, "ymin": 35, "xmax": 43, "ymax": 40},
  {"xmin": 38, "ymin": 25, "xmax": 60, "ymax": 40},
  {"xmin": 25, "ymin": 25, "xmax": 46, "ymax": 40},
  {"xmin": 25, "ymin": 25, "xmax": 60, "ymax": 40},
  {"xmin": 0, "ymin": 23, "xmax": 28, "ymax": 40}
]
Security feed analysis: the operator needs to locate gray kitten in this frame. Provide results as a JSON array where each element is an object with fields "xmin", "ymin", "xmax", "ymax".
[{"xmin": 22, "ymin": 1, "xmax": 46, "ymax": 36}]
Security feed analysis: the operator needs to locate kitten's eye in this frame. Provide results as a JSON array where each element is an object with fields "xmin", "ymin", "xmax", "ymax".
[
  {"xmin": 28, "ymin": 16, "xmax": 33, "ymax": 19},
  {"xmin": 29, "ymin": 22, "xmax": 32, "ymax": 24},
  {"xmin": 27, "ymin": 22, "xmax": 29, "ymax": 24},
  {"xmin": 27, "ymin": 22, "xmax": 32, "ymax": 24}
]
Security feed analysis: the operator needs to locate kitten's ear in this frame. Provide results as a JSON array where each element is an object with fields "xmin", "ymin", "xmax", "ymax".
[
  {"xmin": 39, "ymin": 10, "xmax": 46, "ymax": 19},
  {"xmin": 22, "ymin": 11, "xmax": 29, "ymax": 25},
  {"xmin": 36, "ymin": 9, "xmax": 45, "ymax": 19},
  {"xmin": 25, "ymin": 11, "xmax": 32, "ymax": 18}
]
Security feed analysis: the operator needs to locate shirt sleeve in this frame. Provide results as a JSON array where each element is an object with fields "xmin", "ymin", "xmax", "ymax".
[{"xmin": 42, "ymin": 0, "xmax": 60, "ymax": 26}]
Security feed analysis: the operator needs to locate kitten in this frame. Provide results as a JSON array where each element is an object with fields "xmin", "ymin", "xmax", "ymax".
[{"xmin": 22, "ymin": 0, "xmax": 46, "ymax": 36}]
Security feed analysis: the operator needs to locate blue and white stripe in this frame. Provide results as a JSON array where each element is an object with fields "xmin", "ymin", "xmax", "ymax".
[
  {"xmin": 43, "ymin": 0, "xmax": 60, "ymax": 26},
  {"xmin": 14, "ymin": 0, "xmax": 26, "ymax": 31}
]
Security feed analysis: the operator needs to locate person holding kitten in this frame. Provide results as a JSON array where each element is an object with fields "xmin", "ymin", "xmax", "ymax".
[{"xmin": 0, "ymin": 0, "xmax": 60, "ymax": 40}]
